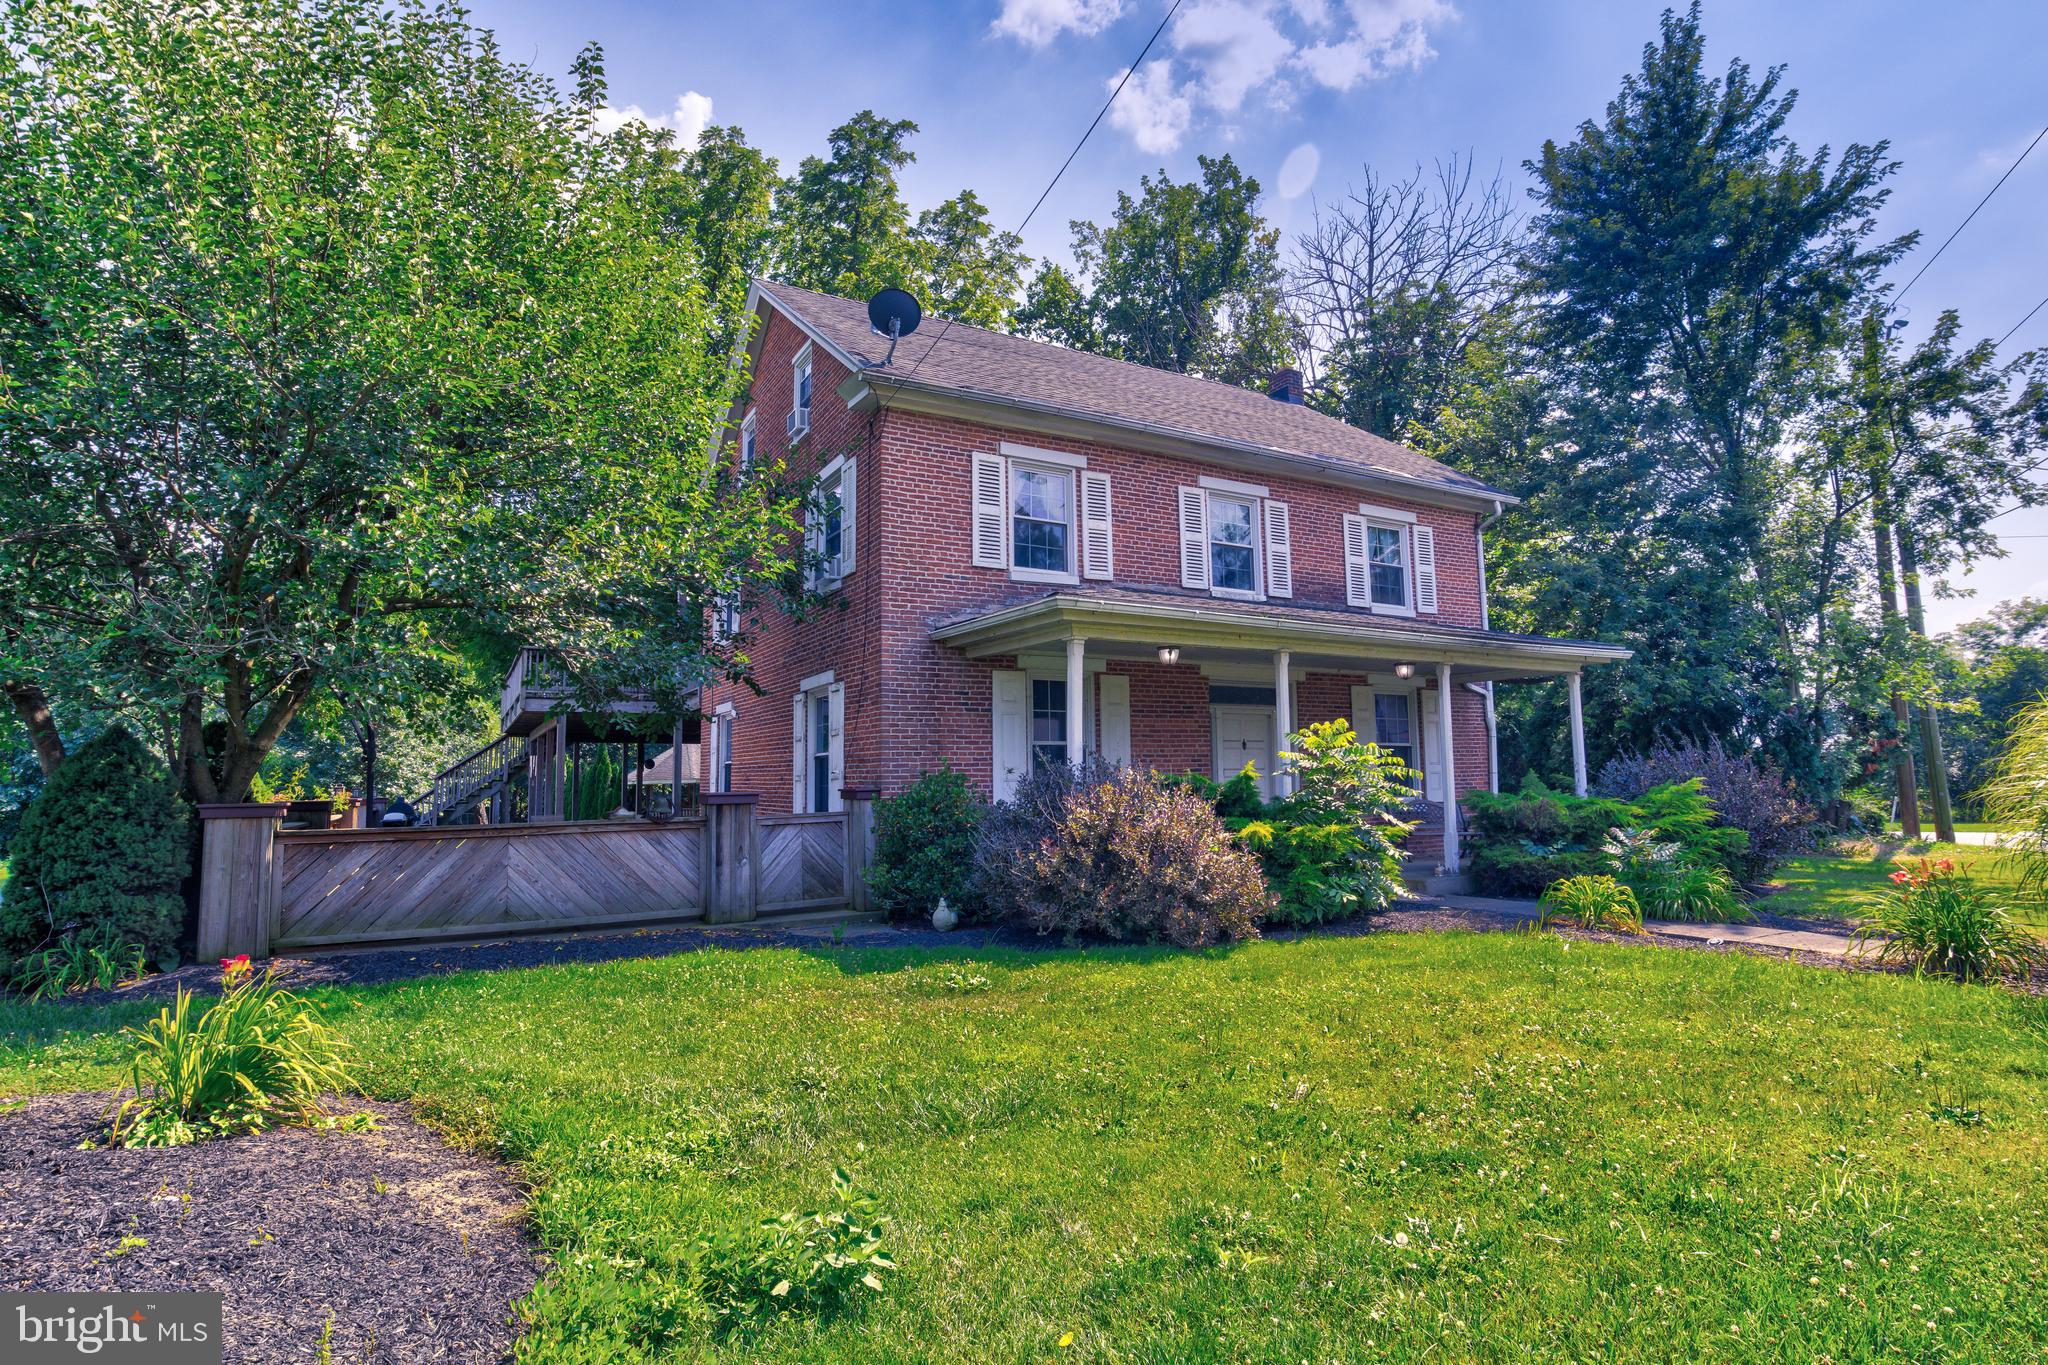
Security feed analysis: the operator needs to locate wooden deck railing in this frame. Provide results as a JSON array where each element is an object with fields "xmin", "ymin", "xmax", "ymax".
[{"xmin": 423, "ymin": 732, "xmax": 526, "ymax": 825}]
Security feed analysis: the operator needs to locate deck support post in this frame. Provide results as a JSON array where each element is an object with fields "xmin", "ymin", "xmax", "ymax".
[
  {"xmin": 841, "ymin": 786, "xmax": 881, "ymax": 915},
  {"xmin": 195, "ymin": 803, "xmax": 287, "ymax": 961},
  {"xmin": 703, "ymin": 793, "xmax": 759, "ymax": 924},
  {"xmin": 1437, "ymin": 664, "xmax": 1460, "ymax": 875},
  {"xmin": 1567, "ymin": 672, "xmax": 1588, "ymax": 798},
  {"xmin": 1066, "ymin": 637, "xmax": 1087, "ymax": 768},
  {"xmin": 671, "ymin": 720, "xmax": 686, "ymax": 816}
]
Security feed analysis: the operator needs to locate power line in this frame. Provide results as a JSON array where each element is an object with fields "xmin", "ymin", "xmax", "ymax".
[
  {"xmin": 1998, "ymin": 290, "xmax": 2048, "ymax": 348},
  {"xmin": 901, "ymin": 0, "xmax": 1186, "ymax": 379},
  {"xmin": 1894, "ymin": 123, "xmax": 2047, "ymax": 303}
]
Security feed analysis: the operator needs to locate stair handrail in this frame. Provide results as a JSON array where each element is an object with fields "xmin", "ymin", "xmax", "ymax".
[{"xmin": 420, "ymin": 731, "xmax": 528, "ymax": 825}]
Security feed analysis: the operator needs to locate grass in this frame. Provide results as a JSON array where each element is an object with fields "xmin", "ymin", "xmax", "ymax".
[
  {"xmin": 1766, "ymin": 841, "xmax": 2048, "ymax": 936},
  {"xmin": 5, "ymin": 932, "xmax": 2048, "ymax": 1361}
]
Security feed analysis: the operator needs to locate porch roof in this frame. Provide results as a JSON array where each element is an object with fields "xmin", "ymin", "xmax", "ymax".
[{"xmin": 929, "ymin": 586, "xmax": 1631, "ymax": 683}]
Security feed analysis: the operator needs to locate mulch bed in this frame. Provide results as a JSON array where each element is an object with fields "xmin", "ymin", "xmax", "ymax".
[{"xmin": 0, "ymin": 1094, "xmax": 539, "ymax": 1363}]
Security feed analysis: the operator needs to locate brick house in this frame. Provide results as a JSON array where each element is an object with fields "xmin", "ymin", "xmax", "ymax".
[{"xmin": 697, "ymin": 281, "xmax": 1629, "ymax": 874}]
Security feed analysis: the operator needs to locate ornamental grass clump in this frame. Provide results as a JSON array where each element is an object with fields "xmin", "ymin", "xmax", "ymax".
[
  {"xmin": 1601, "ymin": 827, "xmax": 1747, "ymax": 923},
  {"xmin": 1853, "ymin": 858, "xmax": 2044, "ymax": 983},
  {"xmin": 110, "ymin": 957, "xmax": 360, "ymax": 1147},
  {"xmin": 1536, "ymin": 874, "xmax": 1644, "ymax": 934}
]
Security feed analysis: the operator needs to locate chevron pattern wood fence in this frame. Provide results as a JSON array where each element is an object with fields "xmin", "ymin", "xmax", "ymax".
[
  {"xmin": 274, "ymin": 819, "xmax": 709, "ymax": 949},
  {"xmin": 758, "ymin": 814, "xmax": 849, "ymax": 913}
]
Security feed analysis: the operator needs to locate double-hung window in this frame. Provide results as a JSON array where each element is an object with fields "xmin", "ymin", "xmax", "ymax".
[
  {"xmin": 788, "ymin": 344, "xmax": 813, "ymax": 441},
  {"xmin": 1344, "ymin": 505, "xmax": 1435, "ymax": 616},
  {"xmin": 793, "ymin": 674, "xmax": 843, "ymax": 813},
  {"xmin": 1178, "ymin": 479, "xmax": 1292, "ymax": 600},
  {"xmin": 1207, "ymin": 493, "xmax": 1259, "ymax": 595},
  {"xmin": 1029, "ymin": 679, "xmax": 1068, "ymax": 773},
  {"xmin": 971, "ymin": 444, "xmax": 1110, "ymax": 585},
  {"xmin": 806, "ymin": 455, "xmax": 855, "ymax": 589},
  {"xmin": 709, "ymin": 707, "xmax": 735, "ymax": 793},
  {"xmin": 738, "ymin": 410, "xmax": 757, "ymax": 472},
  {"xmin": 1371, "ymin": 693, "xmax": 1418, "ymax": 788},
  {"xmin": 1011, "ymin": 464, "xmax": 1073, "ymax": 577},
  {"xmin": 809, "ymin": 693, "xmax": 832, "ymax": 812}
]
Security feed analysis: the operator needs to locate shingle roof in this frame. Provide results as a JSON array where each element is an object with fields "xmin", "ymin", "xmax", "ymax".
[{"xmin": 755, "ymin": 280, "xmax": 1508, "ymax": 502}]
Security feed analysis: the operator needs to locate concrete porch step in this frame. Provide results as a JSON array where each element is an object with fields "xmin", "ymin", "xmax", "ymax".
[{"xmin": 1401, "ymin": 858, "xmax": 1471, "ymax": 898}]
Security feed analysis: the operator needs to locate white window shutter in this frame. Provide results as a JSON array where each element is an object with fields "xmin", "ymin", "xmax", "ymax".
[
  {"xmin": 1412, "ymin": 523, "xmax": 1438, "ymax": 614},
  {"xmin": 1178, "ymin": 487, "xmax": 1209, "ymax": 589},
  {"xmin": 1349, "ymin": 685, "xmax": 1373, "ymax": 742},
  {"xmin": 1080, "ymin": 471, "xmax": 1114, "ymax": 580},
  {"xmin": 1263, "ymin": 500, "xmax": 1293, "ymax": 598},
  {"xmin": 791, "ymin": 693, "xmax": 807, "ymax": 811},
  {"xmin": 992, "ymin": 670, "xmax": 1030, "ymax": 800},
  {"xmin": 1098, "ymin": 674, "xmax": 1132, "ymax": 767},
  {"xmin": 826, "ymin": 682, "xmax": 845, "ymax": 811},
  {"xmin": 971, "ymin": 453, "xmax": 1007, "ymax": 568},
  {"xmin": 1420, "ymin": 689, "xmax": 1446, "ymax": 801},
  {"xmin": 837, "ymin": 460, "xmax": 856, "ymax": 578},
  {"xmin": 1343, "ymin": 514, "xmax": 1371, "ymax": 607}
]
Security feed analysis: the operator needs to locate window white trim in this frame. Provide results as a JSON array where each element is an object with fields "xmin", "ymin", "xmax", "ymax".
[
  {"xmin": 1364, "ymin": 518, "xmax": 1416, "ymax": 617},
  {"xmin": 738, "ymin": 409, "xmax": 757, "ymax": 471},
  {"xmin": 1006, "ymin": 457, "xmax": 1080, "ymax": 585},
  {"xmin": 1205, "ymin": 489, "xmax": 1263, "ymax": 600},
  {"xmin": 793, "ymin": 677, "xmax": 843, "ymax": 814},
  {"xmin": 798, "ymin": 668, "xmax": 837, "ymax": 693},
  {"xmin": 1352, "ymin": 683, "xmax": 1428, "ymax": 797},
  {"xmin": 806, "ymin": 455, "xmax": 854, "ymax": 589},
  {"xmin": 1199, "ymin": 474, "xmax": 1270, "ymax": 498},
  {"xmin": 709, "ymin": 702, "xmax": 736, "ymax": 794},
  {"xmin": 998, "ymin": 441, "xmax": 1087, "ymax": 470},
  {"xmin": 1358, "ymin": 501, "xmax": 1418, "ymax": 525}
]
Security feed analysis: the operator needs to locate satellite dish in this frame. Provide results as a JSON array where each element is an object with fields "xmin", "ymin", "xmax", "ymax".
[{"xmin": 866, "ymin": 288, "xmax": 922, "ymax": 364}]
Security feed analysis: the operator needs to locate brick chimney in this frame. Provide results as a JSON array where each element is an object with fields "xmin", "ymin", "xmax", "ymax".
[{"xmin": 1266, "ymin": 366, "xmax": 1305, "ymax": 404}]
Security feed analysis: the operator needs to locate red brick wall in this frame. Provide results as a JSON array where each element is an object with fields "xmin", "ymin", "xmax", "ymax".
[{"xmin": 706, "ymin": 305, "xmax": 1496, "ymax": 807}]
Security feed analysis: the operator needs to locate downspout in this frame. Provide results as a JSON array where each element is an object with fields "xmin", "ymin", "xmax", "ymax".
[{"xmin": 1471, "ymin": 502, "xmax": 1504, "ymax": 793}]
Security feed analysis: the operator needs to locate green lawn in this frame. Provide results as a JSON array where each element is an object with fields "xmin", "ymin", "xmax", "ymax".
[
  {"xmin": 1765, "ymin": 841, "xmax": 2047, "ymax": 936},
  {"xmin": 5, "ymin": 933, "xmax": 2048, "ymax": 1361}
]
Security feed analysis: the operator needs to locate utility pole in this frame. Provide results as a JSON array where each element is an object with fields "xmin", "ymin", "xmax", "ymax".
[
  {"xmin": 1859, "ymin": 314, "xmax": 1921, "ymax": 839},
  {"xmin": 1895, "ymin": 519, "xmax": 1958, "ymax": 843}
]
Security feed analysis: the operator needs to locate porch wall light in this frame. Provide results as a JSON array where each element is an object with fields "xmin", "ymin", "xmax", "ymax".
[
  {"xmin": 1157, "ymin": 646, "xmax": 1181, "ymax": 665},
  {"xmin": 1394, "ymin": 662, "xmax": 1416, "ymax": 679}
]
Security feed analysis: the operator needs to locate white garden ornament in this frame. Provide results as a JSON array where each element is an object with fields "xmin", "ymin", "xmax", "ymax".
[{"xmin": 931, "ymin": 897, "xmax": 958, "ymax": 932}]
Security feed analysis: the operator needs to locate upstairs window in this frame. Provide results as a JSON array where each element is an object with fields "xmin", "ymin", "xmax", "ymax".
[
  {"xmin": 805, "ymin": 455, "xmax": 855, "ymax": 588},
  {"xmin": 1011, "ymin": 464, "xmax": 1073, "ymax": 577},
  {"xmin": 1368, "ymin": 524, "xmax": 1408, "ymax": 609},
  {"xmin": 1207, "ymin": 494, "xmax": 1258, "ymax": 594},
  {"xmin": 789, "ymin": 344, "xmax": 813, "ymax": 440},
  {"xmin": 1344, "ymin": 506, "xmax": 1434, "ymax": 615},
  {"xmin": 739, "ymin": 410, "xmax": 757, "ymax": 471}
]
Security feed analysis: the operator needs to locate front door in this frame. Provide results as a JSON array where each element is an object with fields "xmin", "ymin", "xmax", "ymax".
[{"xmin": 1213, "ymin": 706, "xmax": 1275, "ymax": 797}]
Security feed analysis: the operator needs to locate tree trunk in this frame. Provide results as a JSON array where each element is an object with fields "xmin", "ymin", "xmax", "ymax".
[
  {"xmin": 4, "ymin": 680, "xmax": 66, "ymax": 777},
  {"xmin": 361, "ymin": 720, "xmax": 379, "ymax": 820},
  {"xmin": 1871, "ymin": 517, "xmax": 1921, "ymax": 840},
  {"xmin": 1895, "ymin": 520, "xmax": 1957, "ymax": 842}
]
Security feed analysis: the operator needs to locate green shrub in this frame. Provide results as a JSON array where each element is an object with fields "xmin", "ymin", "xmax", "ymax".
[
  {"xmin": 1853, "ymin": 857, "xmax": 2045, "ymax": 983},
  {"xmin": 1255, "ymin": 720, "xmax": 1414, "ymax": 924},
  {"xmin": 697, "ymin": 1168, "xmax": 896, "ymax": 1336},
  {"xmin": 8, "ymin": 924, "xmax": 145, "ymax": 999},
  {"xmin": 1600, "ymin": 827, "xmax": 1747, "ymax": 923},
  {"xmin": 1464, "ymin": 775, "xmax": 1746, "ymax": 897},
  {"xmin": 1, "ymin": 726, "xmax": 190, "ymax": 970},
  {"xmin": 867, "ymin": 768, "xmax": 986, "ymax": 921},
  {"xmin": 110, "ymin": 960, "xmax": 360, "ymax": 1147},
  {"xmin": 1536, "ymin": 875, "xmax": 1643, "ymax": 934},
  {"xmin": 982, "ymin": 766, "xmax": 1270, "ymax": 948}
]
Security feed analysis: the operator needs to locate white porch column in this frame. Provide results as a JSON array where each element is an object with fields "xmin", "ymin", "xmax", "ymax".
[
  {"xmin": 1066, "ymin": 637, "xmax": 1087, "ymax": 767},
  {"xmin": 1567, "ymin": 672, "xmax": 1588, "ymax": 798},
  {"xmin": 1272, "ymin": 649, "xmax": 1293, "ymax": 797},
  {"xmin": 1437, "ymin": 662, "xmax": 1460, "ymax": 874}
]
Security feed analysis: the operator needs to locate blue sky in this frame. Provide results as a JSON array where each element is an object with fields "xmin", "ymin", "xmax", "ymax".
[{"xmin": 467, "ymin": 0, "xmax": 2048, "ymax": 631}]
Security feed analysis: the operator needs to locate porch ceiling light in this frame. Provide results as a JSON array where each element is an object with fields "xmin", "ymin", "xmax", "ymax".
[
  {"xmin": 1394, "ymin": 662, "xmax": 1416, "ymax": 679},
  {"xmin": 1157, "ymin": 646, "xmax": 1180, "ymax": 665}
]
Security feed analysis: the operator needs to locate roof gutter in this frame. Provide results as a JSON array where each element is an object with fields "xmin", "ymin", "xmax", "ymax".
[{"xmin": 858, "ymin": 370, "xmax": 1520, "ymax": 516}]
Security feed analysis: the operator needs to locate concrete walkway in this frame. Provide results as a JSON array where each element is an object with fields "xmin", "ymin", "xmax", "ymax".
[{"xmin": 1433, "ymin": 894, "xmax": 1870, "ymax": 959}]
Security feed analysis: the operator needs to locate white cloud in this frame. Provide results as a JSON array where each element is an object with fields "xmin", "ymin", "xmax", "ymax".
[
  {"xmin": 1106, "ymin": 58, "xmax": 1193, "ymax": 156},
  {"xmin": 992, "ymin": 0, "xmax": 1125, "ymax": 46},
  {"xmin": 1030, "ymin": 0, "xmax": 1455, "ymax": 153},
  {"xmin": 1172, "ymin": 0, "xmax": 1296, "ymax": 113},
  {"xmin": 1297, "ymin": 0, "xmax": 1454, "ymax": 91},
  {"xmin": 591, "ymin": 90, "xmax": 715, "ymax": 146},
  {"xmin": 1276, "ymin": 141, "xmax": 1320, "ymax": 198}
]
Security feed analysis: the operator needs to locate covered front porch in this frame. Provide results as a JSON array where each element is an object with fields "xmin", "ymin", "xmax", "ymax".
[{"xmin": 932, "ymin": 589, "xmax": 1630, "ymax": 875}]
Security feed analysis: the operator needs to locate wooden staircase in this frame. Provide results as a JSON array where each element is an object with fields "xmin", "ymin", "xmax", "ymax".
[{"xmin": 420, "ymin": 733, "xmax": 528, "ymax": 826}]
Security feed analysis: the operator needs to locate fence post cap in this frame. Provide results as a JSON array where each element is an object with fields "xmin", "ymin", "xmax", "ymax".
[
  {"xmin": 197, "ymin": 802, "xmax": 291, "ymax": 820},
  {"xmin": 839, "ymin": 786, "xmax": 882, "ymax": 801},
  {"xmin": 701, "ymin": 792, "xmax": 761, "ymax": 807}
]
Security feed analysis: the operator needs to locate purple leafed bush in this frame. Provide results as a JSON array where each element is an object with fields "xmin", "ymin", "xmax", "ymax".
[
  {"xmin": 975, "ymin": 764, "xmax": 1271, "ymax": 948},
  {"xmin": 1596, "ymin": 738, "xmax": 1814, "ymax": 880}
]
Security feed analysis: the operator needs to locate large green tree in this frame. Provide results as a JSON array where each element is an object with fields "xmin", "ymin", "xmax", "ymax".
[
  {"xmin": 1019, "ymin": 154, "xmax": 1295, "ymax": 387},
  {"xmin": 1505, "ymin": 3, "xmax": 1908, "ymax": 788},
  {"xmin": 774, "ymin": 110, "xmax": 922, "ymax": 299},
  {"xmin": 0, "ymin": 0, "xmax": 809, "ymax": 804}
]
